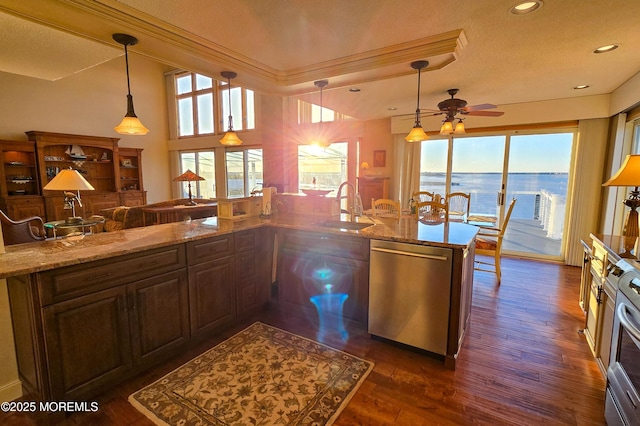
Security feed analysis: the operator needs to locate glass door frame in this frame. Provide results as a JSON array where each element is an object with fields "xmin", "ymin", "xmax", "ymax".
[{"xmin": 423, "ymin": 127, "xmax": 576, "ymax": 261}]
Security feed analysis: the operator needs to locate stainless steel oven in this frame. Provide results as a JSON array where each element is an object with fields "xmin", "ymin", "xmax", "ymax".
[{"xmin": 606, "ymin": 264, "xmax": 640, "ymax": 426}]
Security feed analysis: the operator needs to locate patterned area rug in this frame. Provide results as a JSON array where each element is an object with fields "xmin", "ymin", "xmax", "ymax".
[{"xmin": 129, "ymin": 322, "xmax": 374, "ymax": 425}]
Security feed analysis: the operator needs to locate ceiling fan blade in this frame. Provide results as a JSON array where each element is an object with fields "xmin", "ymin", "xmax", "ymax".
[
  {"xmin": 462, "ymin": 103, "xmax": 497, "ymax": 112},
  {"xmin": 463, "ymin": 110, "xmax": 504, "ymax": 117},
  {"xmin": 400, "ymin": 111, "xmax": 443, "ymax": 121}
]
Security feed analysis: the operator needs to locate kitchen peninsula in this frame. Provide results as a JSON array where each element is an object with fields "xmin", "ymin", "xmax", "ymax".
[{"xmin": 0, "ymin": 213, "xmax": 477, "ymax": 408}]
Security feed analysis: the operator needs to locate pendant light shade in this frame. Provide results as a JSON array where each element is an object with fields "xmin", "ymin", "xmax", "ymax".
[
  {"xmin": 440, "ymin": 120, "xmax": 454, "ymax": 135},
  {"xmin": 405, "ymin": 60, "xmax": 429, "ymax": 142},
  {"xmin": 113, "ymin": 33, "xmax": 149, "ymax": 135},
  {"xmin": 220, "ymin": 71, "xmax": 243, "ymax": 146},
  {"xmin": 312, "ymin": 79, "xmax": 331, "ymax": 148},
  {"xmin": 454, "ymin": 119, "xmax": 466, "ymax": 134}
]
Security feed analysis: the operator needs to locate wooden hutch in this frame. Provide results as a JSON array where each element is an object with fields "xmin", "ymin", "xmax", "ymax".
[{"xmin": 0, "ymin": 131, "xmax": 146, "ymax": 222}]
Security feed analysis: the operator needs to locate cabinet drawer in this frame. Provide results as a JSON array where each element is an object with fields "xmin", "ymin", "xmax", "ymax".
[
  {"xmin": 280, "ymin": 229, "xmax": 369, "ymax": 261},
  {"xmin": 235, "ymin": 229, "xmax": 259, "ymax": 252},
  {"xmin": 39, "ymin": 245, "xmax": 186, "ymax": 305},
  {"xmin": 187, "ymin": 234, "xmax": 234, "ymax": 264}
]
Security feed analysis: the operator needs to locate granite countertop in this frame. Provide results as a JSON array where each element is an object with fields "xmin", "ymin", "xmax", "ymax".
[{"xmin": 0, "ymin": 214, "xmax": 479, "ymax": 279}]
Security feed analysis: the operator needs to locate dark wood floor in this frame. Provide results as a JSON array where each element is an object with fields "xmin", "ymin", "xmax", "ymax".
[{"xmin": 2, "ymin": 256, "xmax": 606, "ymax": 425}]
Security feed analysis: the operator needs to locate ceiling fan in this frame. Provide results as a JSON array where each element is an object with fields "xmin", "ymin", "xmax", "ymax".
[
  {"xmin": 433, "ymin": 88, "xmax": 504, "ymax": 120},
  {"xmin": 410, "ymin": 88, "xmax": 504, "ymax": 135}
]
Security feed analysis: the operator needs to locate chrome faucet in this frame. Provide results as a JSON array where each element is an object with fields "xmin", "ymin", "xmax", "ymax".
[{"xmin": 336, "ymin": 182, "xmax": 363, "ymax": 221}]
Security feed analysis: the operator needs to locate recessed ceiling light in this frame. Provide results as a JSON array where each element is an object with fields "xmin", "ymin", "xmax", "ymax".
[
  {"xmin": 349, "ymin": 88, "xmax": 361, "ymax": 93},
  {"xmin": 387, "ymin": 107, "xmax": 397, "ymax": 111},
  {"xmin": 510, "ymin": 1, "xmax": 543, "ymax": 15},
  {"xmin": 573, "ymin": 85, "xmax": 590, "ymax": 90},
  {"xmin": 594, "ymin": 44, "xmax": 619, "ymax": 54}
]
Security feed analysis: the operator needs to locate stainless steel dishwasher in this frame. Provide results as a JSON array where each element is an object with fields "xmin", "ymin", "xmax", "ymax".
[{"xmin": 368, "ymin": 239, "xmax": 452, "ymax": 355}]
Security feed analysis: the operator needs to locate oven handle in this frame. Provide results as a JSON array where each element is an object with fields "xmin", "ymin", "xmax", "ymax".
[{"xmin": 617, "ymin": 302, "xmax": 640, "ymax": 342}]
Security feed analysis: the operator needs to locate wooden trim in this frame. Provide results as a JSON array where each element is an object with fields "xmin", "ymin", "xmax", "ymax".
[{"xmin": 425, "ymin": 120, "xmax": 579, "ymax": 136}]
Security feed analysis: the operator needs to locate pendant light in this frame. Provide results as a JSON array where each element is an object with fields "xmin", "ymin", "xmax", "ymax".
[
  {"xmin": 405, "ymin": 60, "xmax": 430, "ymax": 142},
  {"xmin": 113, "ymin": 33, "xmax": 149, "ymax": 135},
  {"xmin": 219, "ymin": 71, "xmax": 243, "ymax": 146},
  {"xmin": 312, "ymin": 79, "xmax": 331, "ymax": 148}
]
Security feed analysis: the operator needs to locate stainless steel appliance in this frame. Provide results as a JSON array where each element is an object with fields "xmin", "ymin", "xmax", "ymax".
[
  {"xmin": 606, "ymin": 258, "xmax": 640, "ymax": 426},
  {"xmin": 368, "ymin": 239, "xmax": 452, "ymax": 355}
]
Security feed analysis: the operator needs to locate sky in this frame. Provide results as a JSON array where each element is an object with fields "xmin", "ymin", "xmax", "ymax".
[{"xmin": 420, "ymin": 133, "xmax": 574, "ymax": 173}]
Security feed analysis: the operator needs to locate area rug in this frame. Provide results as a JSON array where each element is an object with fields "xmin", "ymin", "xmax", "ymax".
[{"xmin": 129, "ymin": 322, "xmax": 374, "ymax": 425}]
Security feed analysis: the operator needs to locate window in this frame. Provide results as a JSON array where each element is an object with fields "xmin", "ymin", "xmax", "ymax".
[
  {"xmin": 225, "ymin": 148, "xmax": 263, "ymax": 198},
  {"xmin": 298, "ymin": 143, "xmax": 348, "ymax": 192},
  {"xmin": 297, "ymin": 100, "xmax": 355, "ymax": 124},
  {"xmin": 179, "ymin": 151, "xmax": 216, "ymax": 198},
  {"xmin": 175, "ymin": 72, "xmax": 255, "ymax": 138}
]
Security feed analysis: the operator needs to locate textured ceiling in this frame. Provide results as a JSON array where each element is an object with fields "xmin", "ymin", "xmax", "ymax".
[{"xmin": 0, "ymin": 0, "xmax": 639, "ymax": 122}]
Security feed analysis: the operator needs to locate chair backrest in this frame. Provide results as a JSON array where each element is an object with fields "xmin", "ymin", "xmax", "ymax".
[
  {"xmin": 412, "ymin": 191, "xmax": 436, "ymax": 203},
  {"xmin": 446, "ymin": 192, "xmax": 471, "ymax": 220},
  {"xmin": 415, "ymin": 200, "xmax": 448, "ymax": 221},
  {"xmin": 498, "ymin": 198, "xmax": 517, "ymax": 236},
  {"xmin": 0, "ymin": 210, "xmax": 46, "ymax": 245},
  {"xmin": 372, "ymin": 198, "xmax": 401, "ymax": 219}
]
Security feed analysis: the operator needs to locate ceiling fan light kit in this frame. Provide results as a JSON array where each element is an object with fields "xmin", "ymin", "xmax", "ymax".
[
  {"xmin": 405, "ymin": 60, "xmax": 430, "ymax": 142},
  {"xmin": 220, "ymin": 71, "xmax": 243, "ymax": 146},
  {"xmin": 113, "ymin": 33, "xmax": 149, "ymax": 136}
]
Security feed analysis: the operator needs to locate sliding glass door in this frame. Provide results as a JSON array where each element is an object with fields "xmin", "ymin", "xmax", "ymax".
[{"xmin": 419, "ymin": 130, "xmax": 574, "ymax": 259}]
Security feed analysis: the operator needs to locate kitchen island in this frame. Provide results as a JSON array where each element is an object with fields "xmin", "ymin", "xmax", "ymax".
[{"xmin": 0, "ymin": 213, "xmax": 477, "ymax": 409}]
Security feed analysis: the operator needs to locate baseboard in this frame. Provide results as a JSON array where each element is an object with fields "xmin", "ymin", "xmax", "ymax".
[{"xmin": 0, "ymin": 379, "xmax": 22, "ymax": 402}]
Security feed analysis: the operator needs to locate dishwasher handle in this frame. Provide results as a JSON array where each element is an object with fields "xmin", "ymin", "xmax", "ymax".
[{"xmin": 371, "ymin": 246, "xmax": 449, "ymax": 261}]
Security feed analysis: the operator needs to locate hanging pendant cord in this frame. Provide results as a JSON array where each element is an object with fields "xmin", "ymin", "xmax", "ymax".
[
  {"xmin": 414, "ymin": 67, "xmax": 422, "ymax": 127},
  {"xmin": 124, "ymin": 43, "xmax": 132, "ymax": 96},
  {"xmin": 227, "ymin": 76, "xmax": 234, "ymax": 131}
]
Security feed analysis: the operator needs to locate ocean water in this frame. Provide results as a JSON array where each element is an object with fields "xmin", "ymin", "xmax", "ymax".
[{"xmin": 420, "ymin": 172, "xmax": 569, "ymax": 219}]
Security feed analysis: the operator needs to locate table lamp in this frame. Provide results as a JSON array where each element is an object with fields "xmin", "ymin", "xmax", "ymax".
[
  {"xmin": 43, "ymin": 167, "xmax": 95, "ymax": 224},
  {"xmin": 603, "ymin": 154, "xmax": 640, "ymax": 237},
  {"xmin": 174, "ymin": 169, "xmax": 205, "ymax": 206}
]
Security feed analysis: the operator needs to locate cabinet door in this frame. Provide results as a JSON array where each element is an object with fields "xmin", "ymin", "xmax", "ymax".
[
  {"xmin": 188, "ymin": 256, "xmax": 236, "ymax": 338},
  {"xmin": 84, "ymin": 193, "xmax": 120, "ymax": 216},
  {"xmin": 235, "ymin": 229, "xmax": 270, "ymax": 316},
  {"xmin": 279, "ymin": 249, "xmax": 368, "ymax": 324},
  {"xmin": 128, "ymin": 270, "xmax": 190, "ymax": 366},
  {"xmin": 42, "ymin": 286, "xmax": 132, "ymax": 401},
  {"xmin": 4, "ymin": 196, "xmax": 45, "ymax": 220}
]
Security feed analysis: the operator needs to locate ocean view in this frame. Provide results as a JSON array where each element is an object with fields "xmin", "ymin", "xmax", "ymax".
[{"xmin": 420, "ymin": 172, "xmax": 569, "ymax": 220}]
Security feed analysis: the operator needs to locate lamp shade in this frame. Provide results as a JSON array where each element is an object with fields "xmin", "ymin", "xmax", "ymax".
[
  {"xmin": 440, "ymin": 121, "xmax": 454, "ymax": 135},
  {"xmin": 173, "ymin": 169, "xmax": 205, "ymax": 182},
  {"xmin": 454, "ymin": 120, "xmax": 466, "ymax": 134},
  {"xmin": 43, "ymin": 168, "xmax": 95, "ymax": 191},
  {"xmin": 115, "ymin": 115, "xmax": 149, "ymax": 135},
  {"xmin": 405, "ymin": 125, "xmax": 429, "ymax": 142},
  {"xmin": 360, "ymin": 162, "xmax": 370, "ymax": 170},
  {"xmin": 219, "ymin": 131, "xmax": 243, "ymax": 146},
  {"xmin": 603, "ymin": 155, "xmax": 640, "ymax": 187}
]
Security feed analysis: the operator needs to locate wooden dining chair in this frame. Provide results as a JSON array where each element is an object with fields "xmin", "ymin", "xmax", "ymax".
[
  {"xmin": 412, "ymin": 191, "xmax": 436, "ymax": 203},
  {"xmin": 474, "ymin": 198, "xmax": 517, "ymax": 283},
  {"xmin": 0, "ymin": 210, "xmax": 46, "ymax": 245},
  {"xmin": 371, "ymin": 198, "xmax": 401, "ymax": 219},
  {"xmin": 446, "ymin": 192, "xmax": 471, "ymax": 222},
  {"xmin": 415, "ymin": 199, "xmax": 448, "ymax": 222}
]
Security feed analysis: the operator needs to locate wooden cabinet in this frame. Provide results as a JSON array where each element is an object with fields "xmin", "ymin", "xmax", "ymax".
[
  {"xmin": 277, "ymin": 229, "xmax": 369, "ymax": 324},
  {"xmin": 7, "ymin": 245, "xmax": 189, "ymax": 403},
  {"xmin": 25, "ymin": 131, "xmax": 145, "ymax": 221},
  {"xmin": 118, "ymin": 147, "xmax": 146, "ymax": 206},
  {"xmin": 357, "ymin": 177, "xmax": 390, "ymax": 210},
  {"xmin": 187, "ymin": 234, "xmax": 236, "ymax": 339},
  {"xmin": 235, "ymin": 228, "xmax": 271, "ymax": 316},
  {"xmin": 0, "ymin": 140, "xmax": 45, "ymax": 220}
]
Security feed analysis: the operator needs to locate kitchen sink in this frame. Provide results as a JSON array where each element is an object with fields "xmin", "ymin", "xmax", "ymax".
[{"xmin": 317, "ymin": 220, "xmax": 373, "ymax": 231}]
